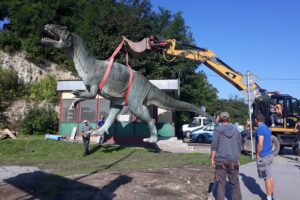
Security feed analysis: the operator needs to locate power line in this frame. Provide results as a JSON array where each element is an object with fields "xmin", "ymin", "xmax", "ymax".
[{"xmin": 206, "ymin": 74, "xmax": 300, "ymax": 81}]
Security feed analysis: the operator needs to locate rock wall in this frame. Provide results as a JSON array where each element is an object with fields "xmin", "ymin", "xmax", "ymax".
[
  {"xmin": 0, "ymin": 50, "xmax": 76, "ymax": 130},
  {"xmin": 0, "ymin": 50, "xmax": 78, "ymax": 82}
]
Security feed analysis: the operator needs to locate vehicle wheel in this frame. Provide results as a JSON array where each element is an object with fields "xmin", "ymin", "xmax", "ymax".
[
  {"xmin": 185, "ymin": 131, "xmax": 191, "ymax": 139},
  {"xmin": 292, "ymin": 144, "xmax": 299, "ymax": 155},
  {"xmin": 196, "ymin": 135, "xmax": 205, "ymax": 143},
  {"xmin": 279, "ymin": 145, "xmax": 285, "ymax": 154},
  {"xmin": 271, "ymin": 135, "xmax": 280, "ymax": 156}
]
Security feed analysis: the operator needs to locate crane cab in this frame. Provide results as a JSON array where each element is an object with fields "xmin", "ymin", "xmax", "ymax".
[{"xmin": 252, "ymin": 94, "xmax": 300, "ymax": 155}]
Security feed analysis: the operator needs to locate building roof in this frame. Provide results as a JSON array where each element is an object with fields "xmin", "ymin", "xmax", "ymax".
[{"xmin": 57, "ymin": 79, "xmax": 179, "ymax": 91}]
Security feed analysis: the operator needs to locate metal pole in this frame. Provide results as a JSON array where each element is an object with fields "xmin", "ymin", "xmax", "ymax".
[{"xmin": 247, "ymin": 71, "xmax": 254, "ymax": 160}]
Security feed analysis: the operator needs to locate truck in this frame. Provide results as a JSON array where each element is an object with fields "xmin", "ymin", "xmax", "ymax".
[
  {"xmin": 181, "ymin": 116, "xmax": 210, "ymax": 138},
  {"xmin": 124, "ymin": 36, "xmax": 300, "ymax": 155}
]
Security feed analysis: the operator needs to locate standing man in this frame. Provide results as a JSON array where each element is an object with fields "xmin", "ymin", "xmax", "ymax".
[
  {"xmin": 97, "ymin": 115, "xmax": 105, "ymax": 129},
  {"xmin": 81, "ymin": 120, "xmax": 92, "ymax": 156},
  {"xmin": 255, "ymin": 113, "xmax": 274, "ymax": 200},
  {"xmin": 96, "ymin": 115, "xmax": 105, "ymax": 144},
  {"xmin": 294, "ymin": 120, "xmax": 300, "ymax": 160},
  {"xmin": 211, "ymin": 112, "xmax": 242, "ymax": 200}
]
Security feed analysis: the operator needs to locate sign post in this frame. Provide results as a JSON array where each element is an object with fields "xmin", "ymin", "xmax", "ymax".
[{"xmin": 242, "ymin": 71, "xmax": 257, "ymax": 160}]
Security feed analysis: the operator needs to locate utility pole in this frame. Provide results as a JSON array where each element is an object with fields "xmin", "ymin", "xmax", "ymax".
[
  {"xmin": 246, "ymin": 71, "xmax": 255, "ymax": 160},
  {"xmin": 242, "ymin": 71, "xmax": 257, "ymax": 160}
]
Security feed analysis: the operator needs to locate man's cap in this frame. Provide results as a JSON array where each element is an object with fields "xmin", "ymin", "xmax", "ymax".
[
  {"xmin": 220, "ymin": 112, "xmax": 230, "ymax": 120},
  {"xmin": 82, "ymin": 120, "xmax": 88, "ymax": 123},
  {"xmin": 255, "ymin": 113, "xmax": 265, "ymax": 122}
]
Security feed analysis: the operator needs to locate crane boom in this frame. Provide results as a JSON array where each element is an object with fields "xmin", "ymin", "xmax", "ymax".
[{"xmin": 163, "ymin": 39, "xmax": 259, "ymax": 91}]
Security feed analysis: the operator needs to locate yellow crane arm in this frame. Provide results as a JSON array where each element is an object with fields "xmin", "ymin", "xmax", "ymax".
[{"xmin": 164, "ymin": 39, "xmax": 259, "ymax": 91}]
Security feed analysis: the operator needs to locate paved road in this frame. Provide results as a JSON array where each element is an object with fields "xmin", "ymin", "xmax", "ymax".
[{"xmin": 236, "ymin": 154, "xmax": 300, "ymax": 200}]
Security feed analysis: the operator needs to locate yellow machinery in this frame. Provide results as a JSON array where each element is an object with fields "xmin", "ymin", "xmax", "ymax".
[{"xmin": 125, "ymin": 36, "xmax": 300, "ymax": 155}]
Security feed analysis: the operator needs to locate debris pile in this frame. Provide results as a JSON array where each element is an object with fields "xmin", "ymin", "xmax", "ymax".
[{"xmin": 0, "ymin": 129, "xmax": 17, "ymax": 140}]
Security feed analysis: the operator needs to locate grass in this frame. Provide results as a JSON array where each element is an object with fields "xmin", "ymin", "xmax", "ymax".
[{"xmin": 0, "ymin": 135, "xmax": 252, "ymax": 175}]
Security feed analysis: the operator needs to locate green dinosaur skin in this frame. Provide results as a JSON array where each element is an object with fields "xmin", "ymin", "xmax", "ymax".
[{"xmin": 41, "ymin": 24, "xmax": 213, "ymax": 143}]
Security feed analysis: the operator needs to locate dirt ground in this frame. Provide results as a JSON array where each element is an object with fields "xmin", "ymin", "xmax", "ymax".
[{"xmin": 0, "ymin": 165, "xmax": 214, "ymax": 200}]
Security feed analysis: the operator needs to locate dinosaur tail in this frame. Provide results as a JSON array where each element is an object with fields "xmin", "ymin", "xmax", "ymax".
[{"xmin": 147, "ymin": 85, "xmax": 215, "ymax": 122}]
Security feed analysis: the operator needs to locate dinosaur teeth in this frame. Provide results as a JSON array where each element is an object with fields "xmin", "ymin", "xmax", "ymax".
[{"xmin": 44, "ymin": 28, "xmax": 60, "ymax": 41}]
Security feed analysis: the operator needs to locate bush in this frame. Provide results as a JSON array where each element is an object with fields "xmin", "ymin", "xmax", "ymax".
[
  {"xmin": 28, "ymin": 75, "xmax": 59, "ymax": 104},
  {"xmin": 0, "ymin": 68, "xmax": 27, "ymax": 128},
  {"xmin": 19, "ymin": 107, "xmax": 58, "ymax": 135},
  {"xmin": 0, "ymin": 32, "xmax": 21, "ymax": 53}
]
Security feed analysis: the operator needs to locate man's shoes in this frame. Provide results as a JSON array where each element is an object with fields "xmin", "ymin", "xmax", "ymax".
[
  {"xmin": 271, "ymin": 124, "xmax": 276, "ymax": 128},
  {"xmin": 83, "ymin": 151, "xmax": 89, "ymax": 156}
]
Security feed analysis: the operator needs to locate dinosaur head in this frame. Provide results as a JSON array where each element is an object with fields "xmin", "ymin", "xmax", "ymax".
[{"xmin": 41, "ymin": 24, "xmax": 73, "ymax": 49}]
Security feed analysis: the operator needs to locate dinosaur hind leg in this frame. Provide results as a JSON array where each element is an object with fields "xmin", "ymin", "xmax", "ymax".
[
  {"xmin": 130, "ymin": 105, "xmax": 158, "ymax": 143},
  {"xmin": 93, "ymin": 104, "xmax": 122, "ymax": 136}
]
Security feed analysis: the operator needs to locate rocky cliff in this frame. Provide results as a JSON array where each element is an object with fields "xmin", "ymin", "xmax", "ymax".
[
  {"xmin": 0, "ymin": 50, "xmax": 77, "ymax": 82},
  {"xmin": 0, "ymin": 50, "xmax": 77, "ymax": 130}
]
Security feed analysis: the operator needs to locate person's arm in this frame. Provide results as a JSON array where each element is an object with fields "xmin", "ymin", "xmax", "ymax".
[
  {"xmin": 237, "ymin": 129, "xmax": 242, "ymax": 158},
  {"xmin": 81, "ymin": 131, "xmax": 85, "ymax": 137},
  {"xmin": 211, "ymin": 151, "xmax": 216, "ymax": 167},
  {"xmin": 256, "ymin": 135, "xmax": 264, "ymax": 159},
  {"xmin": 210, "ymin": 129, "xmax": 219, "ymax": 167},
  {"xmin": 81, "ymin": 126, "xmax": 87, "ymax": 137}
]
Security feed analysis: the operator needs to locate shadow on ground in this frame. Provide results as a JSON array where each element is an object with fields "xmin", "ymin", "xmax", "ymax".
[
  {"xmin": 3, "ymin": 171, "xmax": 132, "ymax": 200},
  {"xmin": 239, "ymin": 173, "xmax": 265, "ymax": 199}
]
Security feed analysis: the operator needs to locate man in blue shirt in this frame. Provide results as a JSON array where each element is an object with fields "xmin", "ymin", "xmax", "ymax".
[
  {"xmin": 97, "ymin": 115, "xmax": 105, "ymax": 129},
  {"xmin": 255, "ymin": 113, "xmax": 274, "ymax": 200}
]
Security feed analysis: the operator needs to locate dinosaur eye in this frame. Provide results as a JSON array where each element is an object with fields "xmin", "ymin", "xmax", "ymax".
[{"xmin": 66, "ymin": 34, "xmax": 73, "ymax": 41}]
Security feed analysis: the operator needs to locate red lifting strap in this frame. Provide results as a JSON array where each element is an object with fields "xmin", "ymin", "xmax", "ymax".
[{"xmin": 99, "ymin": 39, "xmax": 133, "ymax": 105}]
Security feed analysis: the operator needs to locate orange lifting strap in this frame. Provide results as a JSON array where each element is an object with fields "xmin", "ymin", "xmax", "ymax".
[{"xmin": 98, "ymin": 39, "xmax": 133, "ymax": 105}]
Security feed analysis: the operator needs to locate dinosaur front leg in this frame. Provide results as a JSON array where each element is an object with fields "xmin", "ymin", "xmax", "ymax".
[
  {"xmin": 70, "ymin": 84, "xmax": 98, "ymax": 109},
  {"xmin": 92, "ymin": 104, "xmax": 122, "ymax": 136},
  {"xmin": 70, "ymin": 98, "xmax": 86, "ymax": 109},
  {"xmin": 74, "ymin": 84, "xmax": 98, "ymax": 98},
  {"xmin": 130, "ymin": 104, "xmax": 158, "ymax": 143}
]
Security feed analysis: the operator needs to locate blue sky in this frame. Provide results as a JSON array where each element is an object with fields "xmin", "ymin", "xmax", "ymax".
[
  {"xmin": 0, "ymin": 17, "xmax": 10, "ymax": 30},
  {"xmin": 150, "ymin": 0, "xmax": 300, "ymax": 99}
]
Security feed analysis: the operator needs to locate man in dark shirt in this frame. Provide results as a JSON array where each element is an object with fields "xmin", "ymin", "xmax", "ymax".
[
  {"xmin": 81, "ymin": 120, "xmax": 92, "ymax": 156},
  {"xmin": 294, "ymin": 120, "xmax": 300, "ymax": 159},
  {"xmin": 211, "ymin": 112, "xmax": 242, "ymax": 200}
]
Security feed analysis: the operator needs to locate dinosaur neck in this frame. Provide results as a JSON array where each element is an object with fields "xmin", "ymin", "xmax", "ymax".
[{"xmin": 69, "ymin": 35, "xmax": 96, "ymax": 78}]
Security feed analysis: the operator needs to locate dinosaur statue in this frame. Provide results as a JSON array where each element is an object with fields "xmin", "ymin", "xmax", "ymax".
[{"xmin": 41, "ymin": 24, "xmax": 214, "ymax": 143}]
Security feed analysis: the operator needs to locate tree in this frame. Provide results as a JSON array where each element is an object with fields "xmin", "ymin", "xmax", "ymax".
[{"xmin": 0, "ymin": 0, "xmax": 224, "ymax": 125}]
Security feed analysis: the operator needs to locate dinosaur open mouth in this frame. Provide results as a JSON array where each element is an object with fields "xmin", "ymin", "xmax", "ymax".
[{"xmin": 42, "ymin": 27, "xmax": 60, "ymax": 41}]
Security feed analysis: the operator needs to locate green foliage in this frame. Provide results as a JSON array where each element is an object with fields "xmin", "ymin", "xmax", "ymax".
[
  {"xmin": 0, "ymin": 31, "xmax": 21, "ymax": 53},
  {"xmin": 28, "ymin": 75, "xmax": 59, "ymax": 104},
  {"xmin": 0, "ymin": 68, "xmax": 27, "ymax": 128},
  {"xmin": 19, "ymin": 107, "xmax": 58, "ymax": 135},
  {"xmin": 0, "ymin": 68, "xmax": 19, "ymax": 100},
  {"xmin": 212, "ymin": 97, "xmax": 248, "ymax": 125}
]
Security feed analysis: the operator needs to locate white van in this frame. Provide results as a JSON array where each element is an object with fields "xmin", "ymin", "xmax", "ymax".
[{"xmin": 181, "ymin": 116, "xmax": 210, "ymax": 138}]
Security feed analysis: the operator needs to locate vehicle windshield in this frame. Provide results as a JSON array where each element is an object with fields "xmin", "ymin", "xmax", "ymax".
[
  {"xmin": 286, "ymin": 98, "xmax": 300, "ymax": 116},
  {"xmin": 190, "ymin": 118, "xmax": 200, "ymax": 125},
  {"xmin": 190, "ymin": 118, "xmax": 210, "ymax": 127}
]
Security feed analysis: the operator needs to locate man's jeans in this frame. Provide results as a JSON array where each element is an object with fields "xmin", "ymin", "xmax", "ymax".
[
  {"xmin": 215, "ymin": 161, "xmax": 242, "ymax": 200},
  {"xmin": 82, "ymin": 136, "xmax": 90, "ymax": 154}
]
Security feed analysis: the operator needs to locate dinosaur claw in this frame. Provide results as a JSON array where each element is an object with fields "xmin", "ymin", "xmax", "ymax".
[
  {"xmin": 72, "ymin": 90, "xmax": 80, "ymax": 97},
  {"xmin": 143, "ymin": 137, "xmax": 158, "ymax": 143},
  {"xmin": 68, "ymin": 103, "xmax": 75, "ymax": 110}
]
